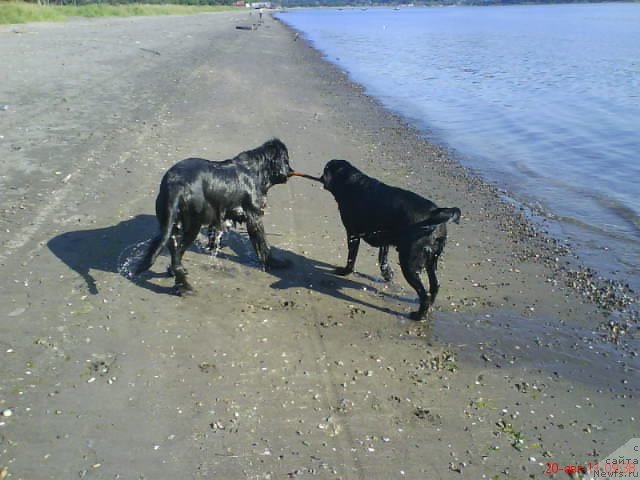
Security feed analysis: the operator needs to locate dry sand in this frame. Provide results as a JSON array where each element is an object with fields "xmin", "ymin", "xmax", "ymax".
[{"xmin": 0, "ymin": 11, "xmax": 638, "ymax": 480}]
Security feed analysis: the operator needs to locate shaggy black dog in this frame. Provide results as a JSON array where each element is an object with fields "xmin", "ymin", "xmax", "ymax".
[
  {"xmin": 320, "ymin": 159, "xmax": 461, "ymax": 320},
  {"xmin": 134, "ymin": 138, "xmax": 294, "ymax": 294}
]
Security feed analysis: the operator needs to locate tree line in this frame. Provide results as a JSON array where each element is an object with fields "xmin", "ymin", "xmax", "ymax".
[
  {"xmin": 20, "ymin": 0, "xmax": 236, "ymax": 5},
  {"xmin": 278, "ymin": 0, "xmax": 624, "ymax": 5},
  {"xmin": 14, "ymin": 0, "xmax": 626, "ymax": 7}
]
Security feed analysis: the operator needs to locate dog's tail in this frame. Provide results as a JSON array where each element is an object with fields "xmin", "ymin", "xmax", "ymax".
[
  {"xmin": 407, "ymin": 208, "xmax": 460, "ymax": 268},
  {"xmin": 133, "ymin": 194, "xmax": 180, "ymax": 276},
  {"xmin": 412, "ymin": 207, "xmax": 461, "ymax": 230}
]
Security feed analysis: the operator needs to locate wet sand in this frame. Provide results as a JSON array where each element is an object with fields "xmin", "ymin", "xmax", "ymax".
[{"xmin": 0, "ymin": 11, "xmax": 638, "ymax": 480}]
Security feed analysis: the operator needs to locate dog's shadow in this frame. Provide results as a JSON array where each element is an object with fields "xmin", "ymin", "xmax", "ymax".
[
  {"xmin": 47, "ymin": 214, "xmax": 174, "ymax": 295},
  {"xmin": 218, "ymin": 235, "xmax": 406, "ymax": 317},
  {"xmin": 48, "ymin": 218, "xmax": 411, "ymax": 316}
]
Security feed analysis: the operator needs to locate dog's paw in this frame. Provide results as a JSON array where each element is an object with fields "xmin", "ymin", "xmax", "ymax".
[
  {"xmin": 175, "ymin": 283, "xmax": 195, "ymax": 296},
  {"xmin": 381, "ymin": 266, "xmax": 394, "ymax": 282},
  {"xmin": 167, "ymin": 266, "xmax": 189, "ymax": 278},
  {"xmin": 409, "ymin": 310, "xmax": 427, "ymax": 321},
  {"xmin": 334, "ymin": 266, "xmax": 353, "ymax": 276}
]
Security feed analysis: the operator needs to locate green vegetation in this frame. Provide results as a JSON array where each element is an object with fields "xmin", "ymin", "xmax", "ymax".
[
  {"xmin": 495, "ymin": 419, "xmax": 526, "ymax": 451},
  {"xmin": 1, "ymin": 0, "xmax": 627, "ymax": 24},
  {"xmin": 0, "ymin": 1, "xmax": 237, "ymax": 25},
  {"xmin": 0, "ymin": 2, "xmax": 65, "ymax": 23}
]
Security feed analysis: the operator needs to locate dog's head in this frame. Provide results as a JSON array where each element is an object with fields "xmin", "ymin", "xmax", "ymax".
[
  {"xmin": 320, "ymin": 159, "xmax": 360, "ymax": 194},
  {"xmin": 262, "ymin": 138, "xmax": 292, "ymax": 185}
]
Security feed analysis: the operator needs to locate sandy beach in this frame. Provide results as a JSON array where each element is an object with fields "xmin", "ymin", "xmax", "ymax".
[{"xmin": 0, "ymin": 11, "xmax": 638, "ymax": 479}]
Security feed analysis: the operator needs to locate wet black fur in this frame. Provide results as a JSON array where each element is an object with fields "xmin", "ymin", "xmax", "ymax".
[
  {"xmin": 321, "ymin": 159, "xmax": 461, "ymax": 320},
  {"xmin": 134, "ymin": 139, "xmax": 293, "ymax": 294}
]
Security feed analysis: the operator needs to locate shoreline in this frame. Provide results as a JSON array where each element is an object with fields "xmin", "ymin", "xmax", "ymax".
[
  {"xmin": 274, "ymin": 12, "xmax": 639, "ymax": 338},
  {"xmin": 0, "ymin": 11, "xmax": 638, "ymax": 479},
  {"xmin": 275, "ymin": 4, "xmax": 640, "ymax": 296}
]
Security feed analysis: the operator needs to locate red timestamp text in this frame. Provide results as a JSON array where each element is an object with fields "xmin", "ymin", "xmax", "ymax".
[{"xmin": 545, "ymin": 461, "xmax": 638, "ymax": 476}]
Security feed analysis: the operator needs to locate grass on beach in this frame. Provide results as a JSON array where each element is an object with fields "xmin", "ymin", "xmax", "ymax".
[{"xmin": 0, "ymin": 2, "xmax": 236, "ymax": 24}]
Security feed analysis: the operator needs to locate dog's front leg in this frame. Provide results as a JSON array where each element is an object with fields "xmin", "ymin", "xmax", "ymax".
[
  {"xmin": 247, "ymin": 194, "xmax": 266, "ymax": 217},
  {"xmin": 246, "ymin": 215, "xmax": 291, "ymax": 270},
  {"xmin": 246, "ymin": 215, "xmax": 270, "ymax": 267},
  {"xmin": 335, "ymin": 234, "xmax": 360, "ymax": 276}
]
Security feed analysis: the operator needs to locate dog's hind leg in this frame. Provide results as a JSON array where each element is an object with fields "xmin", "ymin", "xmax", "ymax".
[
  {"xmin": 378, "ymin": 245, "xmax": 394, "ymax": 281},
  {"xmin": 166, "ymin": 224, "xmax": 184, "ymax": 277},
  {"xmin": 168, "ymin": 222, "xmax": 199, "ymax": 295},
  {"xmin": 425, "ymin": 262, "xmax": 439, "ymax": 307},
  {"xmin": 134, "ymin": 194, "xmax": 179, "ymax": 276},
  {"xmin": 335, "ymin": 234, "xmax": 360, "ymax": 276},
  {"xmin": 399, "ymin": 241, "xmax": 429, "ymax": 320},
  {"xmin": 134, "ymin": 235, "xmax": 164, "ymax": 276},
  {"xmin": 427, "ymin": 236, "xmax": 446, "ymax": 302}
]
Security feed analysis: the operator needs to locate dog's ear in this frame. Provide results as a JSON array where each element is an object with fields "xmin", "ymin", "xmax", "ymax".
[{"xmin": 264, "ymin": 138, "xmax": 288, "ymax": 160}]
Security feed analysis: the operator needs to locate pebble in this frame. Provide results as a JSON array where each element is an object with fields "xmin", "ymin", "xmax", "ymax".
[
  {"xmin": 8, "ymin": 307, "xmax": 25, "ymax": 317},
  {"xmin": 1, "ymin": 408, "xmax": 12, "ymax": 417}
]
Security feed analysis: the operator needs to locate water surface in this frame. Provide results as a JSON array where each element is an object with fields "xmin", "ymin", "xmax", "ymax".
[{"xmin": 279, "ymin": 3, "xmax": 640, "ymax": 289}]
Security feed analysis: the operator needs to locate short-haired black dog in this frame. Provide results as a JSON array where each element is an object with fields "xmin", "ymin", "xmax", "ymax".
[
  {"xmin": 134, "ymin": 138, "xmax": 294, "ymax": 294},
  {"xmin": 320, "ymin": 159, "xmax": 461, "ymax": 320}
]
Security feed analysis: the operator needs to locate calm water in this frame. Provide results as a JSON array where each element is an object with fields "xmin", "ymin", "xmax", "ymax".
[{"xmin": 279, "ymin": 3, "xmax": 640, "ymax": 289}]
